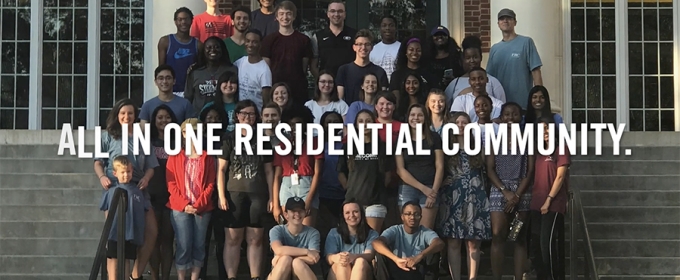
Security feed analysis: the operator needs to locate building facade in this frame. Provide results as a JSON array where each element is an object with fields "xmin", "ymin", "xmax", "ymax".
[{"xmin": 0, "ymin": 0, "xmax": 678, "ymax": 131}]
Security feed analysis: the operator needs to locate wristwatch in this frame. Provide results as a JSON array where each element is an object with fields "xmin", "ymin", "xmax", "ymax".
[{"xmin": 499, "ymin": 185, "xmax": 506, "ymax": 192}]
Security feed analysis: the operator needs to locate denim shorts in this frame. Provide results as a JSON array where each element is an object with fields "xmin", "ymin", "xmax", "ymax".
[
  {"xmin": 398, "ymin": 184, "xmax": 438, "ymax": 207},
  {"xmin": 364, "ymin": 204, "xmax": 388, "ymax": 218},
  {"xmin": 279, "ymin": 175, "xmax": 320, "ymax": 209}
]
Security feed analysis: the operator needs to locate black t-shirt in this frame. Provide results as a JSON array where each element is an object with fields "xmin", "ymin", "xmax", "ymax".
[
  {"xmin": 336, "ymin": 62, "xmax": 389, "ymax": 104},
  {"xmin": 401, "ymin": 134, "xmax": 443, "ymax": 186},
  {"xmin": 336, "ymin": 141, "xmax": 394, "ymax": 206},
  {"xmin": 389, "ymin": 67, "xmax": 438, "ymax": 93},
  {"xmin": 315, "ymin": 26, "xmax": 357, "ymax": 76},
  {"xmin": 427, "ymin": 56, "xmax": 465, "ymax": 90},
  {"xmin": 219, "ymin": 131, "xmax": 273, "ymax": 193},
  {"xmin": 148, "ymin": 138, "xmax": 170, "ymax": 207}
]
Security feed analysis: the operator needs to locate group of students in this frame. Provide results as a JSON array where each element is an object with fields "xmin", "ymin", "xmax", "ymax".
[{"xmin": 92, "ymin": 1, "xmax": 571, "ymax": 280}]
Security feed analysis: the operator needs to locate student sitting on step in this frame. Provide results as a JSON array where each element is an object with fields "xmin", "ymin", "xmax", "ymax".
[
  {"xmin": 268, "ymin": 197, "xmax": 322, "ymax": 280},
  {"xmin": 100, "ymin": 156, "xmax": 150, "ymax": 280}
]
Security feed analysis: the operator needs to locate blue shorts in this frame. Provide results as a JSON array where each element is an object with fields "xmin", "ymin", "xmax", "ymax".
[
  {"xmin": 279, "ymin": 176, "xmax": 320, "ymax": 209},
  {"xmin": 398, "ymin": 184, "xmax": 439, "ymax": 207}
]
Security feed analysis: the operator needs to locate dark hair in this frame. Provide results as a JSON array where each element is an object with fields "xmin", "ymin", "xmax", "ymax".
[
  {"xmin": 106, "ymin": 98, "xmax": 138, "ymax": 139},
  {"xmin": 174, "ymin": 7, "xmax": 194, "ymax": 20},
  {"xmin": 320, "ymin": 111, "xmax": 343, "ymax": 138},
  {"xmin": 381, "ymin": 15, "xmax": 397, "ymax": 26},
  {"xmin": 149, "ymin": 104, "xmax": 179, "ymax": 141},
  {"xmin": 425, "ymin": 33, "xmax": 463, "ymax": 76},
  {"xmin": 314, "ymin": 71, "xmax": 340, "ymax": 102},
  {"xmin": 233, "ymin": 100, "xmax": 261, "ymax": 124},
  {"xmin": 468, "ymin": 67, "xmax": 487, "ymax": 76},
  {"xmin": 245, "ymin": 29, "xmax": 263, "ymax": 41},
  {"xmin": 154, "ymin": 64, "xmax": 175, "ymax": 79},
  {"xmin": 261, "ymin": 102, "xmax": 282, "ymax": 117},
  {"xmin": 230, "ymin": 6, "xmax": 251, "ymax": 20},
  {"xmin": 401, "ymin": 201, "xmax": 422, "ymax": 212},
  {"xmin": 396, "ymin": 37, "xmax": 423, "ymax": 70},
  {"xmin": 336, "ymin": 200, "xmax": 372, "ymax": 245},
  {"xmin": 461, "ymin": 35, "xmax": 483, "ymax": 60},
  {"xmin": 354, "ymin": 29, "xmax": 375, "ymax": 43},
  {"xmin": 213, "ymin": 71, "xmax": 240, "ymax": 108},
  {"xmin": 395, "ymin": 72, "xmax": 426, "ymax": 121},
  {"xmin": 446, "ymin": 112, "xmax": 484, "ymax": 169},
  {"xmin": 501, "ymin": 102, "xmax": 523, "ymax": 119},
  {"xmin": 358, "ymin": 73, "xmax": 380, "ymax": 104},
  {"xmin": 200, "ymin": 103, "xmax": 229, "ymax": 129},
  {"xmin": 191, "ymin": 36, "xmax": 232, "ymax": 76},
  {"xmin": 525, "ymin": 85, "xmax": 555, "ymax": 124},
  {"xmin": 272, "ymin": 82, "xmax": 293, "ymax": 110}
]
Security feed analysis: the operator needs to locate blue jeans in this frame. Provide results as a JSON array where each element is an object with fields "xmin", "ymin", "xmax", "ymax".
[{"xmin": 170, "ymin": 210, "xmax": 211, "ymax": 270}]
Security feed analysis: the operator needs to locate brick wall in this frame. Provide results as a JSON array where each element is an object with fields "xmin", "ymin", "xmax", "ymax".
[
  {"xmin": 463, "ymin": 0, "xmax": 491, "ymax": 52},
  {"xmin": 218, "ymin": 0, "xmax": 251, "ymax": 15}
]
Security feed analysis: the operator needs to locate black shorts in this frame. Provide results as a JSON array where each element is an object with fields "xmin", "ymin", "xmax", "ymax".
[
  {"xmin": 106, "ymin": 240, "xmax": 138, "ymax": 260},
  {"xmin": 222, "ymin": 191, "xmax": 268, "ymax": 228}
]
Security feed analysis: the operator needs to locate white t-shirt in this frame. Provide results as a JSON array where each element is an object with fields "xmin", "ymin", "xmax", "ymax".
[
  {"xmin": 234, "ymin": 57, "xmax": 272, "ymax": 112},
  {"xmin": 450, "ymin": 93, "xmax": 504, "ymax": 123},
  {"xmin": 444, "ymin": 75, "xmax": 506, "ymax": 106},
  {"xmin": 370, "ymin": 41, "xmax": 401, "ymax": 82},
  {"xmin": 304, "ymin": 100, "xmax": 349, "ymax": 124}
]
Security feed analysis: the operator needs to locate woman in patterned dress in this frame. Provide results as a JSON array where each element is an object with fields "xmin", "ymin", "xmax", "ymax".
[
  {"xmin": 439, "ymin": 112, "xmax": 491, "ymax": 280},
  {"xmin": 486, "ymin": 102, "xmax": 535, "ymax": 280}
]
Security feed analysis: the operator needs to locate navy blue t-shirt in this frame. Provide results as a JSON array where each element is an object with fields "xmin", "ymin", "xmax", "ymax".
[{"xmin": 100, "ymin": 183, "xmax": 150, "ymax": 246}]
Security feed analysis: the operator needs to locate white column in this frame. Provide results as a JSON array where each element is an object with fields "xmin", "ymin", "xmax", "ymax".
[
  {"xmin": 145, "ymin": 0, "xmax": 206, "ymax": 101},
  {"xmin": 29, "ymin": 0, "xmax": 44, "ymax": 129},
  {"xmin": 446, "ymin": 0, "xmax": 465, "ymax": 46},
  {"xmin": 489, "ymin": 0, "xmax": 563, "ymax": 114}
]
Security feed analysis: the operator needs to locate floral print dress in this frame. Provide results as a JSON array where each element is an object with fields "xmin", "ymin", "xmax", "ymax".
[{"xmin": 439, "ymin": 152, "xmax": 492, "ymax": 240}]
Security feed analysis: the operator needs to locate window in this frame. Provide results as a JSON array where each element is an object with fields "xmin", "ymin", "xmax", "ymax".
[
  {"xmin": 627, "ymin": 0, "xmax": 675, "ymax": 131},
  {"xmin": 99, "ymin": 0, "xmax": 145, "ymax": 127},
  {"xmin": 368, "ymin": 0, "xmax": 427, "ymax": 40},
  {"xmin": 0, "ymin": 0, "xmax": 30, "ymax": 129},
  {"xmin": 570, "ymin": 0, "xmax": 618, "ymax": 127},
  {"xmin": 41, "ymin": 0, "xmax": 88, "ymax": 129}
]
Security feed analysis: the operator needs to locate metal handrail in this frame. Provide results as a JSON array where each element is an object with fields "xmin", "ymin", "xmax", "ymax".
[
  {"xmin": 88, "ymin": 188, "xmax": 129, "ymax": 280},
  {"xmin": 569, "ymin": 189, "xmax": 600, "ymax": 280}
]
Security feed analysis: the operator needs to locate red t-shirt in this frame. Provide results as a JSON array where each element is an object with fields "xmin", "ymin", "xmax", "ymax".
[
  {"xmin": 191, "ymin": 13, "xmax": 234, "ymax": 42},
  {"xmin": 377, "ymin": 120, "xmax": 403, "ymax": 144},
  {"xmin": 273, "ymin": 138, "xmax": 324, "ymax": 177},
  {"xmin": 531, "ymin": 151, "xmax": 571, "ymax": 214}
]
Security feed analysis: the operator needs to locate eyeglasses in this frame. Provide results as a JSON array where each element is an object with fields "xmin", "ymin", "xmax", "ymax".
[
  {"xmin": 402, "ymin": 212, "xmax": 422, "ymax": 218},
  {"xmin": 238, "ymin": 112, "xmax": 257, "ymax": 118}
]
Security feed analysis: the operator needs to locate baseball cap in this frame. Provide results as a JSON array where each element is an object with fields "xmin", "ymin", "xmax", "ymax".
[
  {"xmin": 285, "ymin": 197, "xmax": 306, "ymax": 211},
  {"xmin": 498, "ymin": 8, "xmax": 516, "ymax": 19},
  {"xmin": 431, "ymin": 25, "xmax": 450, "ymax": 37}
]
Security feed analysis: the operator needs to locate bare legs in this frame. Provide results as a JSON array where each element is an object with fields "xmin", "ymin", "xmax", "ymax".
[
  {"xmin": 447, "ymin": 239, "xmax": 482, "ymax": 280},
  {"xmin": 327, "ymin": 258, "xmax": 372, "ymax": 280},
  {"xmin": 133, "ymin": 208, "xmax": 158, "ymax": 279},
  {"xmin": 225, "ymin": 227, "xmax": 264, "ymax": 278},
  {"xmin": 490, "ymin": 211, "xmax": 528, "ymax": 280}
]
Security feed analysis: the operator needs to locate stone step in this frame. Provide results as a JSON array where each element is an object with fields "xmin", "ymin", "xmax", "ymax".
[
  {"xmin": 599, "ymin": 276, "xmax": 680, "ymax": 280},
  {"xmin": 571, "ymin": 175, "xmax": 680, "ymax": 191},
  {"xmin": 0, "ymin": 145, "xmax": 96, "ymax": 158},
  {"xmin": 583, "ymin": 206, "xmax": 680, "ymax": 223},
  {"xmin": 0, "ymin": 205, "xmax": 103, "ymax": 222},
  {"xmin": 596, "ymin": 257, "xmax": 680, "ymax": 275},
  {"xmin": 590, "ymin": 240, "xmax": 680, "ymax": 257},
  {"xmin": 0, "ymin": 238, "xmax": 98, "ymax": 256},
  {"xmin": 580, "ymin": 146, "xmax": 680, "ymax": 160},
  {"xmin": 0, "ymin": 173, "xmax": 98, "ymax": 188},
  {"xmin": 0, "ymin": 221, "xmax": 103, "ymax": 238},
  {"xmin": 0, "ymin": 188, "xmax": 102, "ymax": 206},
  {"xmin": 586, "ymin": 223, "xmax": 680, "ymax": 240},
  {"xmin": 0, "ymin": 158, "xmax": 95, "ymax": 173},
  {"xmin": 570, "ymin": 160, "xmax": 680, "ymax": 176},
  {"xmin": 580, "ymin": 190, "xmax": 680, "ymax": 207}
]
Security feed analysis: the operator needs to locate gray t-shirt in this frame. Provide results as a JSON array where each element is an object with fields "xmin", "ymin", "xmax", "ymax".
[
  {"xmin": 184, "ymin": 65, "xmax": 238, "ymax": 116},
  {"xmin": 324, "ymin": 228, "xmax": 379, "ymax": 256},
  {"xmin": 139, "ymin": 95, "xmax": 195, "ymax": 122},
  {"xmin": 94, "ymin": 131, "xmax": 160, "ymax": 184},
  {"xmin": 380, "ymin": 224, "xmax": 439, "ymax": 258},
  {"xmin": 269, "ymin": 224, "xmax": 321, "ymax": 251},
  {"xmin": 486, "ymin": 35, "xmax": 542, "ymax": 109}
]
